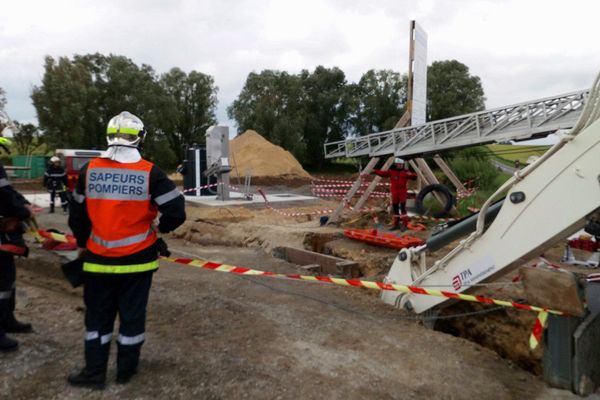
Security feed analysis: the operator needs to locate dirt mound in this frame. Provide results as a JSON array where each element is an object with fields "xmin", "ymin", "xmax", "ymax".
[{"xmin": 230, "ymin": 130, "xmax": 312, "ymax": 180}]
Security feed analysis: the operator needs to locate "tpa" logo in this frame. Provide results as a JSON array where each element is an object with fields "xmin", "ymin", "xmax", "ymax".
[{"xmin": 452, "ymin": 269, "xmax": 472, "ymax": 291}]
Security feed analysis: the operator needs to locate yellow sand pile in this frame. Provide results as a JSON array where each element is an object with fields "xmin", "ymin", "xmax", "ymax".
[{"xmin": 229, "ymin": 130, "xmax": 311, "ymax": 179}]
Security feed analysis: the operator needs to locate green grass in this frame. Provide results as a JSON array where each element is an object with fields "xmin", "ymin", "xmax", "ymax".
[
  {"xmin": 486, "ymin": 144, "xmax": 549, "ymax": 165},
  {"xmin": 455, "ymin": 172, "xmax": 511, "ymax": 215}
]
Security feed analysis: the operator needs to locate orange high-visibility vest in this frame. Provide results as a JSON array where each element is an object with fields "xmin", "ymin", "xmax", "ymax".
[{"xmin": 85, "ymin": 158, "xmax": 157, "ymax": 259}]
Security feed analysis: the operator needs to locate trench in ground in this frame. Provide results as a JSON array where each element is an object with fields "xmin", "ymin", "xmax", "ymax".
[
  {"xmin": 165, "ymin": 212, "xmax": 545, "ymax": 376},
  {"xmin": 301, "ymin": 232, "xmax": 543, "ymax": 375}
]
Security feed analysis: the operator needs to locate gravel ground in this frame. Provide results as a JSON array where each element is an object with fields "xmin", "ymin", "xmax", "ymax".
[{"xmin": 0, "ymin": 212, "xmax": 583, "ymax": 399}]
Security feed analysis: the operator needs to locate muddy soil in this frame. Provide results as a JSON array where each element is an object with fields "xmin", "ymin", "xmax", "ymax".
[
  {"xmin": 1, "ymin": 205, "xmax": 583, "ymax": 399},
  {"xmin": 168, "ymin": 194, "xmax": 600, "ymax": 378}
]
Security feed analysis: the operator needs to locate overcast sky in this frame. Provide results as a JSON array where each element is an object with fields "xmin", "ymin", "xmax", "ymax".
[{"xmin": 1, "ymin": 0, "xmax": 598, "ymax": 138}]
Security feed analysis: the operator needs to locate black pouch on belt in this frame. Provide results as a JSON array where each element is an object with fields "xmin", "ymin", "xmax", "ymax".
[
  {"xmin": 61, "ymin": 258, "xmax": 84, "ymax": 288},
  {"xmin": 0, "ymin": 217, "xmax": 25, "ymax": 234}
]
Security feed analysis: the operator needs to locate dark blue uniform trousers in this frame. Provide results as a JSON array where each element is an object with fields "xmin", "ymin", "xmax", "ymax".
[
  {"xmin": 83, "ymin": 271, "xmax": 153, "ymax": 374},
  {"xmin": 0, "ymin": 252, "xmax": 16, "ymax": 335}
]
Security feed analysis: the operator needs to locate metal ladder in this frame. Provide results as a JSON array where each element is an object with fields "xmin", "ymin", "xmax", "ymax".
[{"xmin": 324, "ymin": 89, "xmax": 588, "ymax": 159}]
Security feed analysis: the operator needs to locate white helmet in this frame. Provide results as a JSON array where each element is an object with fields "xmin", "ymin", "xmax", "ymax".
[
  {"xmin": 394, "ymin": 157, "xmax": 405, "ymax": 164},
  {"xmin": 106, "ymin": 111, "xmax": 146, "ymax": 148},
  {"xmin": 50, "ymin": 156, "xmax": 60, "ymax": 163}
]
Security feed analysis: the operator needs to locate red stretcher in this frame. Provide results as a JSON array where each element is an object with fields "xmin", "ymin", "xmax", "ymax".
[{"xmin": 344, "ymin": 229, "xmax": 425, "ymax": 250}]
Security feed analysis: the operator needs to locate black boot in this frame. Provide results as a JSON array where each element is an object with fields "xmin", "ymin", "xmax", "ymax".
[
  {"xmin": 67, "ymin": 368, "xmax": 106, "ymax": 390},
  {"xmin": 49, "ymin": 205, "xmax": 55, "ymax": 214},
  {"xmin": 3, "ymin": 316, "xmax": 32, "ymax": 333},
  {"xmin": 0, "ymin": 334, "xmax": 18, "ymax": 352},
  {"xmin": 116, "ymin": 368, "xmax": 137, "ymax": 384}
]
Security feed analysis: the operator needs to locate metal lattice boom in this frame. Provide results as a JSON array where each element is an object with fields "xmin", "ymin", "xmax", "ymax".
[{"xmin": 324, "ymin": 89, "xmax": 588, "ymax": 159}]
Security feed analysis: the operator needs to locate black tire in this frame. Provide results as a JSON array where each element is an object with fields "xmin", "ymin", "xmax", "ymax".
[{"xmin": 415, "ymin": 184, "xmax": 454, "ymax": 218}]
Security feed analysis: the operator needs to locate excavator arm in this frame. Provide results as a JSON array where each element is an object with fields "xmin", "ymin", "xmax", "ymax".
[{"xmin": 382, "ymin": 72, "xmax": 600, "ymax": 314}]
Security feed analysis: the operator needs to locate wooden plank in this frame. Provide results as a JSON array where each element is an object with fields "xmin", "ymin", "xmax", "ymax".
[
  {"xmin": 415, "ymin": 158, "xmax": 439, "ymax": 185},
  {"xmin": 327, "ymin": 157, "xmax": 380, "ymax": 224},
  {"xmin": 433, "ymin": 154, "xmax": 465, "ymax": 192},
  {"xmin": 352, "ymin": 156, "xmax": 395, "ymax": 211},
  {"xmin": 394, "ymin": 110, "xmax": 411, "ymax": 129}
]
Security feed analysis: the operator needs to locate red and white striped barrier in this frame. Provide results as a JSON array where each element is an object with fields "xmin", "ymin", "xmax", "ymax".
[
  {"xmin": 530, "ymin": 311, "xmax": 549, "ymax": 349},
  {"xmin": 33, "ymin": 228, "xmax": 565, "ymax": 319},
  {"xmin": 457, "ymin": 188, "xmax": 477, "ymax": 200},
  {"xmin": 313, "ymin": 192, "xmax": 390, "ymax": 199},
  {"xmin": 312, "ymin": 182, "xmax": 390, "ymax": 189},
  {"xmin": 182, "ymin": 183, "xmax": 219, "ymax": 194},
  {"xmin": 256, "ymin": 189, "xmax": 334, "ymax": 217},
  {"xmin": 312, "ymin": 178, "xmax": 358, "ymax": 184},
  {"xmin": 34, "ymin": 228, "xmax": 559, "ymax": 349},
  {"xmin": 312, "ymin": 187, "xmax": 388, "ymax": 194},
  {"xmin": 182, "ymin": 182, "xmax": 243, "ymax": 195}
]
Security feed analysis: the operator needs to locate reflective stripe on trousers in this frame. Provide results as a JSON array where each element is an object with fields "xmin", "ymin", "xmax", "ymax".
[
  {"xmin": 0, "ymin": 281, "xmax": 13, "ymax": 299},
  {"xmin": 86, "ymin": 331, "xmax": 113, "ymax": 345},
  {"xmin": 117, "ymin": 333, "xmax": 145, "ymax": 345}
]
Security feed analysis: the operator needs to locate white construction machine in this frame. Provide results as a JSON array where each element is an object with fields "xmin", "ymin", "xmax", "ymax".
[{"xmin": 381, "ymin": 71, "xmax": 600, "ymax": 395}]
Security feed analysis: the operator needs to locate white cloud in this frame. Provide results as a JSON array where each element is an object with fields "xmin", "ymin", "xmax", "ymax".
[{"xmin": 1, "ymin": 0, "xmax": 599, "ymax": 134}]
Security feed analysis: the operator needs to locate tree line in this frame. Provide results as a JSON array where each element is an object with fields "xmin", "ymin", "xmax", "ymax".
[
  {"xmin": 1, "ymin": 55, "xmax": 485, "ymax": 170},
  {"xmin": 228, "ymin": 61, "xmax": 485, "ymax": 167}
]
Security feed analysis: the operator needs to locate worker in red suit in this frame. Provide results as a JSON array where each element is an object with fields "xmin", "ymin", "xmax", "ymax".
[{"xmin": 370, "ymin": 158, "xmax": 417, "ymax": 230}]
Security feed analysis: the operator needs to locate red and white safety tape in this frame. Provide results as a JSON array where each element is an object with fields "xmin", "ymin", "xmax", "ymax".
[
  {"xmin": 312, "ymin": 182, "xmax": 390, "ymax": 189},
  {"xmin": 312, "ymin": 178, "xmax": 359, "ymax": 184},
  {"xmin": 162, "ymin": 257, "xmax": 557, "ymax": 349},
  {"xmin": 182, "ymin": 182, "xmax": 243, "ymax": 194},
  {"xmin": 312, "ymin": 192, "xmax": 390, "ymax": 200},
  {"xmin": 181, "ymin": 183, "xmax": 219, "ymax": 193},
  {"xmin": 312, "ymin": 187, "xmax": 389, "ymax": 194},
  {"xmin": 456, "ymin": 188, "xmax": 477, "ymax": 200},
  {"xmin": 34, "ymin": 229, "xmax": 560, "ymax": 349},
  {"xmin": 256, "ymin": 189, "xmax": 334, "ymax": 217}
]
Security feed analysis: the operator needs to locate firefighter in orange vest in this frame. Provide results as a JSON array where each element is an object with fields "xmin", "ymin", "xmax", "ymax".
[{"xmin": 67, "ymin": 112, "xmax": 186, "ymax": 388}]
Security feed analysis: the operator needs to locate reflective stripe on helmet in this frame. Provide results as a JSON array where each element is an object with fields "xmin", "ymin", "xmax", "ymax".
[
  {"xmin": 107, "ymin": 126, "xmax": 140, "ymax": 135},
  {"xmin": 83, "ymin": 260, "xmax": 159, "ymax": 274},
  {"xmin": 90, "ymin": 229, "xmax": 153, "ymax": 249}
]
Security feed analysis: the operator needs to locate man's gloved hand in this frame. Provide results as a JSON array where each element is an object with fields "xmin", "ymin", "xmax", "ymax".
[{"xmin": 156, "ymin": 238, "xmax": 171, "ymax": 257}]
